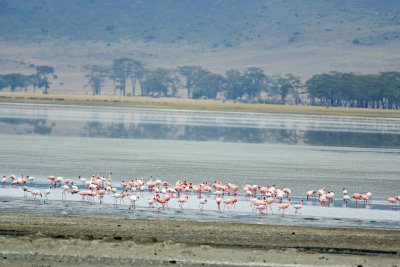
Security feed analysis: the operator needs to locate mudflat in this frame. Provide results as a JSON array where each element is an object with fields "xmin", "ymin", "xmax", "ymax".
[{"xmin": 0, "ymin": 213, "xmax": 399, "ymax": 266}]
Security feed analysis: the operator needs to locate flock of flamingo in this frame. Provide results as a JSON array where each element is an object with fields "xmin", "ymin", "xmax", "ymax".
[{"xmin": 1, "ymin": 173, "xmax": 399, "ymax": 216}]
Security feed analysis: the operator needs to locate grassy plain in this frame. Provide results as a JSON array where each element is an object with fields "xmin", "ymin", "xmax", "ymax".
[{"xmin": 1, "ymin": 92, "xmax": 400, "ymax": 118}]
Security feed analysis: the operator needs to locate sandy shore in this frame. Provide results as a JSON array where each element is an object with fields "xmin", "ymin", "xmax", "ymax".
[
  {"xmin": 0, "ymin": 213, "xmax": 399, "ymax": 266},
  {"xmin": 1, "ymin": 92, "xmax": 400, "ymax": 118}
]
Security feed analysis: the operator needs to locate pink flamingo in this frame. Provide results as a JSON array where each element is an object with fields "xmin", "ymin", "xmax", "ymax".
[
  {"xmin": 278, "ymin": 198, "xmax": 291, "ymax": 216},
  {"xmin": 256, "ymin": 203, "xmax": 267, "ymax": 215},
  {"xmin": 216, "ymin": 196, "xmax": 222, "ymax": 210},
  {"xmin": 31, "ymin": 190, "xmax": 42, "ymax": 200},
  {"xmin": 11, "ymin": 179, "xmax": 20, "ymax": 188},
  {"xmin": 156, "ymin": 195, "xmax": 168, "ymax": 210},
  {"xmin": 388, "ymin": 196, "xmax": 397, "ymax": 208},
  {"xmin": 98, "ymin": 187, "xmax": 106, "ymax": 204},
  {"xmin": 265, "ymin": 197, "xmax": 275, "ymax": 214},
  {"xmin": 2, "ymin": 176, "xmax": 6, "ymax": 188},
  {"xmin": 306, "ymin": 190, "xmax": 316, "ymax": 200},
  {"xmin": 352, "ymin": 193, "xmax": 362, "ymax": 207},
  {"xmin": 178, "ymin": 196, "xmax": 189, "ymax": 209},
  {"xmin": 293, "ymin": 200, "xmax": 303, "ymax": 215}
]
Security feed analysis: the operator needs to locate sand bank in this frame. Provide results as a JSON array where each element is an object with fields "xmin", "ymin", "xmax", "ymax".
[
  {"xmin": 0, "ymin": 213, "xmax": 399, "ymax": 266},
  {"xmin": 1, "ymin": 92, "xmax": 400, "ymax": 118}
]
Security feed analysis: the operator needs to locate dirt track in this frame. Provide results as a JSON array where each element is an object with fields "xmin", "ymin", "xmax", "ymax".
[{"xmin": 0, "ymin": 213, "xmax": 399, "ymax": 266}]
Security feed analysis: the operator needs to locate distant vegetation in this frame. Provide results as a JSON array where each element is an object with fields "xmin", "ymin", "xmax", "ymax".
[
  {"xmin": 1, "ymin": 0, "xmax": 399, "ymax": 48},
  {"xmin": 2, "ymin": 59, "xmax": 400, "ymax": 109},
  {"xmin": 0, "ymin": 65, "xmax": 56, "ymax": 94}
]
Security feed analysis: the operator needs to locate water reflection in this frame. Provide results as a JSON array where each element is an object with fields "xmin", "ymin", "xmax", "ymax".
[
  {"xmin": 0, "ymin": 103, "xmax": 399, "ymax": 148},
  {"xmin": 0, "ymin": 118, "xmax": 54, "ymax": 135}
]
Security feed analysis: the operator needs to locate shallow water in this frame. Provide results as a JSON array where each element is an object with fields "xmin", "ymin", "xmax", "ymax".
[
  {"xmin": 1, "ymin": 184, "xmax": 400, "ymax": 229},
  {"xmin": 0, "ymin": 102, "xmax": 399, "ymax": 228}
]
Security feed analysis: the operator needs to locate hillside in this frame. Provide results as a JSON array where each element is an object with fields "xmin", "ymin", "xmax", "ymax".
[{"xmin": 0, "ymin": 0, "xmax": 399, "ymax": 94}]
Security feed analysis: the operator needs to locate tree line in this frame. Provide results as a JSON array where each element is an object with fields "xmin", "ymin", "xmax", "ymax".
[
  {"xmin": 86, "ymin": 58, "xmax": 400, "ymax": 109},
  {"xmin": 0, "ymin": 66, "xmax": 56, "ymax": 94},
  {"xmin": 1, "ymin": 58, "xmax": 399, "ymax": 109}
]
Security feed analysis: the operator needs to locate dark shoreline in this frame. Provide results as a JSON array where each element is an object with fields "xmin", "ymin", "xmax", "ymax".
[{"xmin": 1, "ymin": 213, "xmax": 399, "ymax": 266}]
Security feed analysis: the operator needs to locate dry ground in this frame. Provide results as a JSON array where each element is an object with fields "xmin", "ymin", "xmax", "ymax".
[
  {"xmin": 1, "ymin": 92, "xmax": 400, "ymax": 118},
  {"xmin": 0, "ymin": 213, "xmax": 399, "ymax": 266}
]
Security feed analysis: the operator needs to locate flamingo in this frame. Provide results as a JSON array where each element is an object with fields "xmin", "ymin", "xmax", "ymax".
[
  {"xmin": 128, "ymin": 194, "xmax": 139, "ymax": 209},
  {"xmin": 278, "ymin": 198, "xmax": 291, "ymax": 216},
  {"xmin": 199, "ymin": 198, "xmax": 207, "ymax": 211},
  {"xmin": 31, "ymin": 190, "xmax": 42, "ymax": 200},
  {"xmin": 223, "ymin": 197, "xmax": 235, "ymax": 211},
  {"xmin": 388, "ymin": 196, "xmax": 397, "ymax": 208},
  {"xmin": 178, "ymin": 196, "xmax": 189, "ymax": 209},
  {"xmin": 21, "ymin": 174, "xmax": 27, "ymax": 185},
  {"xmin": 148, "ymin": 197, "xmax": 155, "ymax": 208},
  {"xmin": 155, "ymin": 195, "xmax": 168, "ymax": 210},
  {"xmin": 48, "ymin": 176, "xmax": 56, "ymax": 188},
  {"xmin": 343, "ymin": 195, "xmax": 351, "ymax": 206},
  {"xmin": 27, "ymin": 176, "xmax": 35, "ymax": 186},
  {"xmin": 216, "ymin": 196, "xmax": 222, "ymax": 210},
  {"xmin": 113, "ymin": 191, "xmax": 123, "ymax": 206},
  {"xmin": 352, "ymin": 193, "xmax": 362, "ymax": 206},
  {"xmin": 306, "ymin": 190, "xmax": 315, "ymax": 200},
  {"xmin": 79, "ymin": 176, "xmax": 87, "ymax": 186},
  {"xmin": 256, "ymin": 203, "xmax": 267, "ymax": 215},
  {"xmin": 2, "ymin": 176, "xmax": 6, "ymax": 188},
  {"xmin": 11, "ymin": 179, "xmax": 19, "ymax": 188},
  {"xmin": 98, "ymin": 187, "xmax": 106, "ymax": 204},
  {"xmin": 23, "ymin": 186, "xmax": 29, "ymax": 199},
  {"xmin": 293, "ymin": 200, "xmax": 303, "ymax": 215},
  {"xmin": 56, "ymin": 176, "xmax": 63, "ymax": 186},
  {"xmin": 61, "ymin": 185, "xmax": 70, "ymax": 200},
  {"xmin": 265, "ymin": 197, "xmax": 275, "ymax": 214}
]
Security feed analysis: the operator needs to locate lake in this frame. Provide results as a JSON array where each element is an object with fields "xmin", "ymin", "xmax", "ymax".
[{"xmin": 0, "ymin": 102, "xmax": 399, "ymax": 228}]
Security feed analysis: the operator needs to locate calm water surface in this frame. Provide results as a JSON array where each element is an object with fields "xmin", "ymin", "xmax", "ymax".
[{"xmin": 0, "ymin": 103, "xmax": 399, "ymax": 228}]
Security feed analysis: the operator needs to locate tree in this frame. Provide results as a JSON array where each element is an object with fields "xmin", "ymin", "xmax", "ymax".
[
  {"xmin": 224, "ymin": 69, "xmax": 245, "ymax": 100},
  {"xmin": 192, "ymin": 71, "xmax": 225, "ymax": 99},
  {"xmin": 269, "ymin": 75, "xmax": 292, "ymax": 103},
  {"xmin": 129, "ymin": 60, "xmax": 145, "ymax": 96},
  {"xmin": 285, "ymin": 74, "xmax": 304, "ymax": 105},
  {"xmin": 84, "ymin": 65, "xmax": 109, "ymax": 95},
  {"xmin": 111, "ymin": 58, "xmax": 134, "ymax": 96},
  {"xmin": 142, "ymin": 68, "xmax": 173, "ymax": 96},
  {"xmin": 36, "ymin": 65, "xmax": 55, "ymax": 94},
  {"xmin": 2, "ymin": 73, "xmax": 27, "ymax": 92},
  {"xmin": 242, "ymin": 67, "xmax": 267, "ymax": 101},
  {"xmin": 0, "ymin": 76, "xmax": 8, "ymax": 91},
  {"xmin": 177, "ymin": 66, "xmax": 206, "ymax": 98},
  {"xmin": 28, "ymin": 74, "xmax": 40, "ymax": 93}
]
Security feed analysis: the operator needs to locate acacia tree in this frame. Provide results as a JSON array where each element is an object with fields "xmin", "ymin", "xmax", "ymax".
[
  {"xmin": 36, "ymin": 66, "xmax": 55, "ymax": 94},
  {"xmin": 177, "ymin": 66, "xmax": 206, "ymax": 98},
  {"xmin": 2, "ymin": 73, "xmax": 27, "ymax": 92},
  {"xmin": 84, "ymin": 65, "xmax": 109, "ymax": 95},
  {"xmin": 128, "ymin": 60, "xmax": 145, "ymax": 96},
  {"xmin": 285, "ymin": 74, "xmax": 304, "ymax": 105},
  {"xmin": 112, "ymin": 58, "xmax": 133, "ymax": 96},
  {"xmin": 0, "ymin": 76, "xmax": 7, "ymax": 91},
  {"xmin": 142, "ymin": 68, "xmax": 173, "ymax": 96},
  {"xmin": 192, "ymin": 71, "xmax": 225, "ymax": 99},
  {"xmin": 224, "ymin": 69, "xmax": 245, "ymax": 100},
  {"xmin": 242, "ymin": 67, "xmax": 267, "ymax": 101}
]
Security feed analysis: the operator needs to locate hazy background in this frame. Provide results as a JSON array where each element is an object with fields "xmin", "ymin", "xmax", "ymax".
[{"xmin": 0, "ymin": 0, "xmax": 399, "ymax": 94}]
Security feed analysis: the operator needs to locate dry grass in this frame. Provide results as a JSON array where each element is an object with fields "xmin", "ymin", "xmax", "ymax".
[{"xmin": 1, "ymin": 91, "xmax": 400, "ymax": 117}]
